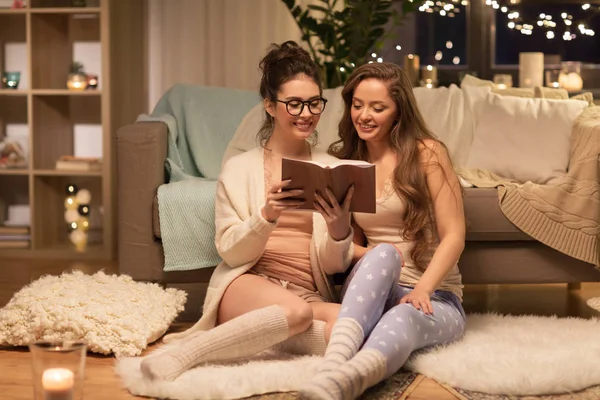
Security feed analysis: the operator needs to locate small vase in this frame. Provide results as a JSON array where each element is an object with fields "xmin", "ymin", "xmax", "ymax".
[{"xmin": 67, "ymin": 73, "xmax": 88, "ymax": 91}]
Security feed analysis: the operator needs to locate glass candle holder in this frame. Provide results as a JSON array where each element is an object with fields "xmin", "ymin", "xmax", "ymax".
[
  {"xmin": 545, "ymin": 69, "xmax": 561, "ymax": 88},
  {"xmin": 67, "ymin": 73, "xmax": 88, "ymax": 91},
  {"xmin": 493, "ymin": 74, "xmax": 513, "ymax": 90},
  {"xmin": 2, "ymin": 71, "xmax": 21, "ymax": 89},
  {"xmin": 558, "ymin": 61, "xmax": 583, "ymax": 92},
  {"xmin": 29, "ymin": 341, "xmax": 87, "ymax": 400}
]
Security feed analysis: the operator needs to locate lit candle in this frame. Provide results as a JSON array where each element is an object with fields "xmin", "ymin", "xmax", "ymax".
[
  {"xmin": 421, "ymin": 65, "xmax": 438, "ymax": 83},
  {"xmin": 558, "ymin": 72, "xmax": 583, "ymax": 92},
  {"xmin": 403, "ymin": 54, "xmax": 420, "ymax": 86},
  {"xmin": 42, "ymin": 368, "xmax": 74, "ymax": 400}
]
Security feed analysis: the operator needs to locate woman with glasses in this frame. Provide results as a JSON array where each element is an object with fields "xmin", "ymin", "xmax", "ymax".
[{"xmin": 139, "ymin": 40, "xmax": 367, "ymax": 381}]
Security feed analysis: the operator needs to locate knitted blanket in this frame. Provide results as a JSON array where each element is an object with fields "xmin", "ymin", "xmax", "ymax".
[
  {"xmin": 456, "ymin": 106, "xmax": 600, "ymax": 267},
  {"xmin": 138, "ymin": 84, "xmax": 260, "ymax": 271}
]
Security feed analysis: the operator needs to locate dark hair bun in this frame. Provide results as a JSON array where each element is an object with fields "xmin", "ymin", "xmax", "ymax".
[{"xmin": 259, "ymin": 40, "xmax": 313, "ymax": 75}]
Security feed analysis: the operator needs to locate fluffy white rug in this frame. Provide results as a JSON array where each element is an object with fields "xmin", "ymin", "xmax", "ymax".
[
  {"xmin": 587, "ymin": 297, "xmax": 600, "ymax": 312},
  {"xmin": 116, "ymin": 313, "xmax": 600, "ymax": 399},
  {"xmin": 405, "ymin": 313, "xmax": 600, "ymax": 396},
  {"xmin": 115, "ymin": 346, "xmax": 321, "ymax": 400}
]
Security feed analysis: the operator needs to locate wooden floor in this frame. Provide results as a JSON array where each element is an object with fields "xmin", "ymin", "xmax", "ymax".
[{"xmin": 1, "ymin": 259, "xmax": 599, "ymax": 400}]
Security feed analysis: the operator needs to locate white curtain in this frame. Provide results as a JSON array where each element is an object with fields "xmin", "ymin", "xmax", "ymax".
[{"xmin": 147, "ymin": 0, "xmax": 318, "ymax": 110}]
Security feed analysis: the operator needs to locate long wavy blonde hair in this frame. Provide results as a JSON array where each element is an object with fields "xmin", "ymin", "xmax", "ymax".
[{"xmin": 329, "ymin": 62, "xmax": 447, "ymax": 271}]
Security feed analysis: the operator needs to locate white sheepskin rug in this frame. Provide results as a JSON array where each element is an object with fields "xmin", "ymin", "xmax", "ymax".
[
  {"xmin": 405, "ymin": 313, "xmax": 600, "ymax": 396},
  {"xmin": 115, "ymin": 344, "xmax": 322, "ymax": 400},
  {"xmin": 116, "ymin": 313, "xmax": 600, "ymax": 399},
  {"xmin": 587, "ymin": 297, "xmax": 600, "ymax": 313}
]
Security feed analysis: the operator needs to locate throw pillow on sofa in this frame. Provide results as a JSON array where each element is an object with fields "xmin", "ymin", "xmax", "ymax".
[
  {"xmin": 0, "ymin": 271, "xmax": 186, "ymax": 357},
  {"xmin": 466, "ymin": 92, "xmax": 589, "ymax": 184}
]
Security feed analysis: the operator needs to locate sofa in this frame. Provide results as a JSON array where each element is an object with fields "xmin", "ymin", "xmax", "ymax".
[{"xmin": 117, "ymin": 82, "xmax": 600, "ymax": 321}]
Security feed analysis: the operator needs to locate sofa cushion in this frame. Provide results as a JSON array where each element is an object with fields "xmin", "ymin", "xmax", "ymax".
[
  {"xmin": 463, "ymin": 188, "xmax": 531, "ymax": 241},
  {"xmin": 466, "ymin": 93, "xmax": 588, "ymax": 184}
]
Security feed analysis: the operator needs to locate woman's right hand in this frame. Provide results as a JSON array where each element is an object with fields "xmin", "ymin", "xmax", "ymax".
[{"xmin": 261, "ymin": 180, "xmax": 305, "ymax": 222}]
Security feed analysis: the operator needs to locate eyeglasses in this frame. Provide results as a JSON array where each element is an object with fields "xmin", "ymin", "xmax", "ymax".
[{"xmin": 277, "ymin": 98, "xmax": 327, "ymax": 116}]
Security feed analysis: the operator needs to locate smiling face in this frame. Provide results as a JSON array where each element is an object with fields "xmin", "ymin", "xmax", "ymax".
[
  {"xmin": 351, "ymin": 78, "xmax": 398, "ymax": 143},
  {"xmin": 265, "ymin": 73, "xmax": 322, "ymax": 142}
]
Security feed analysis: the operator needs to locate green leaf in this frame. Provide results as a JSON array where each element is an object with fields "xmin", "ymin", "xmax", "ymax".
[
  {"xmin": 282, "ymin": 0, "xmax": 295, "ymax": 10},
  {"xmin": 291, "ymin": 5, "xmax": 302, "ymax": 18}
]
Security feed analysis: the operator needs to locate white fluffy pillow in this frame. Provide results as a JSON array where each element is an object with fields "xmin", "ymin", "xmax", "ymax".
[
  {"xmin": 0, "ymin": 271, "xmax": 186, "ymax": 357},
  {"xmin": 466, "ymin": 92, "xmax": 588, "ymax": 184}
]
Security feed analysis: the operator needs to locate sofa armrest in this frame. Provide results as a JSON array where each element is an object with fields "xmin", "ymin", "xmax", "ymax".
[{"xmin": 117, "ymin": 121, "xmax": 168, "ymax": 281}]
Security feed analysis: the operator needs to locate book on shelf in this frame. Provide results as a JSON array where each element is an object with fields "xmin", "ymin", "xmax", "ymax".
[
  {"xmin": 55, "ymin": 156, "xmax": 102, "ymax": 172},
  {"xmin": 281, "ymin": 158, "xmax": 376, "ymax": 213},
  {"xmin": 0, "ymin": 225, "xmax": 29, "ymax": 236}
]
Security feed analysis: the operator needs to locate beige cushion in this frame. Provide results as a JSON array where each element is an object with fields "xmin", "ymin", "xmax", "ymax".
[
  {"xmin": 466, "ymin": 93, "xmax": 588, "ymax": 183},
  {"xmin": 0, "ymin": 271, "xmax": 186, "ymax": 356},
  {"xmin": 460, "ymin": 74, "xmax": 570, "ymax": 99}
]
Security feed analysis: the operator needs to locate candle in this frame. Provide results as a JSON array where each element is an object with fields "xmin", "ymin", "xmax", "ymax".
[
  {"xmin": 518, "ymin": 52, "xmax": 543, "ymax": 88},
  {"xmin": 558, "ymin": 72, "xmax": 583, "ymax": 92},
  {"xmin": 42, "ymin": 368, "xmax": 74, "ymax": 400},
  {"xmin": 403, "ymin": 54, "xmax": 420, "ymax": 86},
  {"xmin": 421, "ymin": 65, "xmax": 438, "ymax": 83}
]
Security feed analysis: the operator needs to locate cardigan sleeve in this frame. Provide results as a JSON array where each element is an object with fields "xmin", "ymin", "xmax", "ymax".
[
  {"xmin": 314, "ymin": 215, "xmax": 354, "ymax": 274},
  {"xmin": 214, "ymin": 160, "xmax": 276, "ymax": 268}
]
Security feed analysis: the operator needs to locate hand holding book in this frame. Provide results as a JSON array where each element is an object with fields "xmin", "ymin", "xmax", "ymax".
[
  {"xmin": 261, "ymin": 180, "xmax": 305, "ymax": 223},
  {"xmin": 314, "ymin": 186, "xmax": 355, "ymax": 240}
]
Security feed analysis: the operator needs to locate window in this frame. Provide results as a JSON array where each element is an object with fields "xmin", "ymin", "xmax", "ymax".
[
  {"xmin": 415, "ymin": 1, "xmax": 469, "ymax": 66},
  {"xmin": 493, "ymin": 1, "xmax": 600, "ymax": 65}
]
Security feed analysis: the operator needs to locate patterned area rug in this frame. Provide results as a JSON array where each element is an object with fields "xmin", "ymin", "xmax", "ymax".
[
  {"xmin": 443, "ymin": 384, "xmax": 600, "ymax": 400},
  {"xmin": 244, "ymin": 371, "xmax": 420, "ymax": 400}
]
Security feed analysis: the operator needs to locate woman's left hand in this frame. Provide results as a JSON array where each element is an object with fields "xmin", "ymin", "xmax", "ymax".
[
  {"xmin": 399, "ymin": 288, "xmax": 434, "ymax": 315},
  {"xmin": 314, "ymin": 186, "xmax": 354, "ymax": 241}
]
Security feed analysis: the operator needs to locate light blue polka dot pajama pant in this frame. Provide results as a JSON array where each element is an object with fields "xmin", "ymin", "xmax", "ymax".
[{"xmin": 339, "ymin": 243, "xmax": 467, "ymax": 378}]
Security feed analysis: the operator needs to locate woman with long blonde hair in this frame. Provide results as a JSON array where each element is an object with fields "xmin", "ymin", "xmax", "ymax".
[{"xmin": 300, "ymin": 62, "xmax": 466, "ymax": 400}]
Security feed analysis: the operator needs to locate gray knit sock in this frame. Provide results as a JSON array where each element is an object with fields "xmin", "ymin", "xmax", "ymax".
[
  {"xmin": 318, "ymin": 318, "xmax": 364, "ymax": 373},
  {"xmin": 273, "ymin": 320, "xmax": 327, "ymax": 356},
  {"xmin": 140, "ymin": 305, "xmax": 289, "ymax": 381},
  {"xmin": 299, "ymin": 348, "xmax": 387, "ymax": 400}
]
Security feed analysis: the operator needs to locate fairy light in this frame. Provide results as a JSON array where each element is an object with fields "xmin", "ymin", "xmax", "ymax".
[{"xmin": 484, "ymin": 0, "xmax": 599, "ymax": 40}]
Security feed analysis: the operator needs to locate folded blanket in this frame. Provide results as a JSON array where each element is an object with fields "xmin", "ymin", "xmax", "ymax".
[
  {"xmin": 456, "ymin": 106, "xmax": 600, "ymax": 267},
  {"xmin": 138, "ymin": 84, "xmax": 260, "ymax": 271}
]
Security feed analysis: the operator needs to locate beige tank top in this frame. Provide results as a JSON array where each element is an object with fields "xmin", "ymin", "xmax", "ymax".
[
  {"xmin": 353, "ymin": 179, "xmax": 463, "ymax": 300},
  {"xmin": 252, "ymin": 210, "xmax": 316, "ymax": 291}
]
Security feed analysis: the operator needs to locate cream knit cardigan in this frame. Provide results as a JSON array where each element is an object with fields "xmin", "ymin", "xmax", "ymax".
[{"xmin": 163, "ymin": 147, "xmax": 354, "ymax": 343}]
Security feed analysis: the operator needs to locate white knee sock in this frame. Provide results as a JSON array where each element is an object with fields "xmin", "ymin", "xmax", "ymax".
[
  {"xmin": 273, "ymin": 320, "xmax": 327, "ymax": 356},
  {"xmin": 299, "ymin": 348, "xmax": 387, "ymax": 400},
  {"xmin": 318, "ymin": 318, "xmax": 364, "ymax": 373},
  {"xmin": 140, "ymin": 305, "xmax": 289, "ymax": 381}
]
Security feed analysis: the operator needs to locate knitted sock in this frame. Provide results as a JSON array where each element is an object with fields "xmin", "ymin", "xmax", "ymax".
[
  {"xmin": 317, "ymin": 318, "xmax": 364, "ymax": 373},
  {"xmin": 299, "ymin": 348, "xmax": 387, "ymax": 400},
  {"xmin": 140, "ymin": 305, "xmax": 289, "ymax": 381},
  {"xmin": 273, "ymin": 320, "xmax": 327, "ymax": 356}
]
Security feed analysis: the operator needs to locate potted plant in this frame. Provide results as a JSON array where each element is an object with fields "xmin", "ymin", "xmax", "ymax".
[
  {"xmin": 67, "ymin": 61, "xmax": 88, "ymax": 91},
  {"xmin": 282, "ymin": 0, "xmax": 424, "ymax": 88}
]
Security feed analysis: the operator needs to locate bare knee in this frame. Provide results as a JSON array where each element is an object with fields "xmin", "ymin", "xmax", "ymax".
[{"xmin": 282, "ymin": 301, "xmax": 313, "ymax": 336}]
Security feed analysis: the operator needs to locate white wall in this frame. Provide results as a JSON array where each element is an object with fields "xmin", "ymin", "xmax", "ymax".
[{"xmin": 146, "ymin": 0, "xmax": 316, "ymax": 111}]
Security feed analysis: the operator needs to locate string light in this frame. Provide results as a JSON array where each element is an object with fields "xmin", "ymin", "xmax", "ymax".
[
  {"xmin": 417, "ymin": 2, "xmax": 468, "ymax": 64},
  {"xmin": 487, "ymin": 1, "xmax": 599, "ymax": 40}
]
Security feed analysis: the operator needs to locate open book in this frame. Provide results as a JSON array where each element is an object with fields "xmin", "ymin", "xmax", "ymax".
[{"xmin": 281, "ymin": 158, "xmax": 376, "ymax": 213}]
